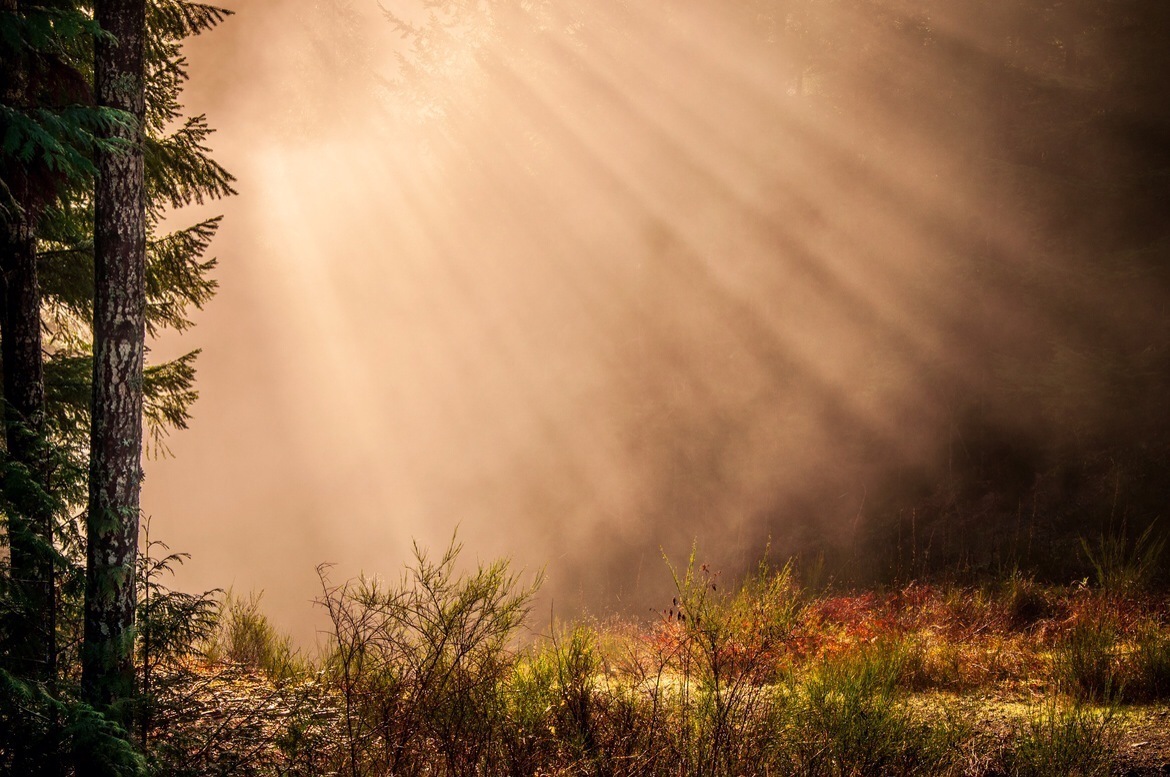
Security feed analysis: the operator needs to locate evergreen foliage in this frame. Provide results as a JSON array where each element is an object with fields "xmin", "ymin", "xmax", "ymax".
[
  {"xmin": 1, "ymin": 0, "xmax": 231, "ymax": 770},
  {"xmin": 0, "ymin": 4, "xmax": 128, "ymax": 207}
]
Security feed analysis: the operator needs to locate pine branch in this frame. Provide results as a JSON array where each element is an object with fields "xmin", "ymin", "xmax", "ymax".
[{"xmin": 144, "ymin": 114, "xmax": 236, "ymax": 209}]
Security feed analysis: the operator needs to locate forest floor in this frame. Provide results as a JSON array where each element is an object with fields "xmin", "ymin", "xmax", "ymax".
[
  {"xmin": 171, "ymin": 667, "xmax": 1170, "ymax": 775},
  {"xmin": 1103, "ymin": 705, "xmax": 1170, "ymax": 775},
  {"xmin": 913, "ymin": 692, "xmax": 1170, "ymax": 775}
]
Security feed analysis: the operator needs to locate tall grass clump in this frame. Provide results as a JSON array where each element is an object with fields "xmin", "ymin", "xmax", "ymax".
[
  {"xmin": 541, "ymin": 625, "xmax": 604, "ymax": 768},
  {"xmin": 503, "ymin": 623, "xmax": 664, "ymax": 775},
  {"xmin": 1001, "ymin": 572, "xmax": 1056, "ymax": 629},
  {"xmin": 1006, "ymin": 699, "xmax": 1118, "ymax": 777},
  {"xmin": 1052, "ymin": 616, "xmax": 1121, "ymax": 702},
  {"xmin": 794, "ymin": 640, "xmax": 965, "ymax": 775},
  {"xmin": 1125, "ymin": 623, "xmax": 1170, "ymax": 701},
  {"xmin": 497, "ymin": 630, "xmax": 566, "ymax": 774},
  {"xmin": 316, "ymin": 535, "xmax": 541, "ymax": 777},
  {"xmin": 1080, "ymin": 521, "xmax": 1165, "ymax": 595},
  {"xmin": 208, "ymin": 590, "xmax": 303, "ymax": 681}
]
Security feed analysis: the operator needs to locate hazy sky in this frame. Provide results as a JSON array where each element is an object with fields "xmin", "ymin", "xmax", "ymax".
[{"xmin": 138, "ymin": 0, "xmax": 1146, "ymax": 645}]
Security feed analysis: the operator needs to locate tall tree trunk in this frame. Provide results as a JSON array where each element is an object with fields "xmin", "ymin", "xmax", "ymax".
[
  {"xmin": 0, "ymin": 0, "xmax": 56, "ymax": 687},
  {"xmin": 81, "ymin": 0, "xmax": 147, "ymax": 723}
]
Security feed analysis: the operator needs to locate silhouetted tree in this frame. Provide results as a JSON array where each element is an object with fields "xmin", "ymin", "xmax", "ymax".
[
  {"xmin": 1, "ymin": 0, "xmax": 129, "ymax": 681},
  {"xmin": 3, "ymin": 2, "xmax": 231, "ymax": 724},
  {"xmin": 2, "ymin": 0, "xmax": 61, "ymax": 691}
]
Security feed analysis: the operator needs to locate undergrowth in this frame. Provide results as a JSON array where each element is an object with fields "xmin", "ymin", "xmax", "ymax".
[
  {"xmin": 169, "ymin": 539, "xmax": 1161, "ymax": 776},
  {"xmin": 7, "ymin": 534, "xmax": 1167, "ymax": 775}
]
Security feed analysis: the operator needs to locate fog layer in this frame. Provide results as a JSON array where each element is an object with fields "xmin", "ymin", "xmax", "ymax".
[{"xmin": 143, "ymin": 0, "xmax": 1170, "ymax": 643}]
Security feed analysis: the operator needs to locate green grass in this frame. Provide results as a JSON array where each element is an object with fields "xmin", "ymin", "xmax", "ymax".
[
  {"xmin": 206, "ymin": 590, "xmax": 304, "ymax": 681},
  {"xmin": 1052, "ymin": 615, "xmax": 1121, "ymax": 701},
  {"xmin": 1007, "ymin": 699, "xmax": 1119, "ymax": 777},
  {"xmin": 796, "ymin": 641, "xmax": 966, "ymax": 775}
]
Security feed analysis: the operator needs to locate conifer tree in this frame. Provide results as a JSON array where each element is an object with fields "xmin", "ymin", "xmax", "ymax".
[
  {"xmin": 1, "ymin": 7, "xmax": 135, "ymax": 773},
  {"xmin": 3, "ymin": 3, "xmax": 231, "ymax": 768},
  {"xmin": 81, "ymin": 0, "xmax": 150, "ymax": 721},
  {"xmin": 80, "ymin": 0, "xmax": 233, "ymax": 724},
  {"xmin": 2, "ymin": 0, "xmax": 60, "ymax": 690},
  {"xmin": 1, "ymin": 0, "xmax": 127, "ymax": 689}
]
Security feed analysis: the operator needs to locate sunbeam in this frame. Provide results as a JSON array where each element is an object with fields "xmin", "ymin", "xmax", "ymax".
[{"xmin": 138, "ymin": 0, "xmax": 1170, "ymax": 643}]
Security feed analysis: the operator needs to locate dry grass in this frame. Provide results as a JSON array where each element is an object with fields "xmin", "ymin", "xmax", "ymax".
[{"xmin": 143, "ymin": 549, "xmax": 1170, "ymax": 776}]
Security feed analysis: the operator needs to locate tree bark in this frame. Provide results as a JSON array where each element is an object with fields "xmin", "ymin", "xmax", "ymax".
[
  {"xmin": 1, "ymin": 0, "xmax": 56, "ymax": 687},
  {"xmin": 81, "ymin": 0, "xmax": 147, "ymax": 722}
]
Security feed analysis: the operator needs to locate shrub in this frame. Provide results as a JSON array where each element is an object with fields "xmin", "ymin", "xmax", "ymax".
[
  {"xmin": 316, "ymin": 535, "xmax": 540, "ymax": 776},
  {"xmin": 659, "ymin": 549, "xmax": 804, "ymax": 776}
]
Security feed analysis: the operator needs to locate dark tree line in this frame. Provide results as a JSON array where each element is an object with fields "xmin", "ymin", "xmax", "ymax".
[{"xmin": 1, "ymin": 0, "xmax": 231, "ymax": 772}]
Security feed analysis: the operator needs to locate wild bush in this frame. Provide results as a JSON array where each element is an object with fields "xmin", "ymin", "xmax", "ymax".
[
  {"xmin": 656, "ymin": 550, "xmax": 803, "ymax": 776},
  {"xmin": 316, "ymin": 535, "xmax": 540, "ymax": 777}
]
